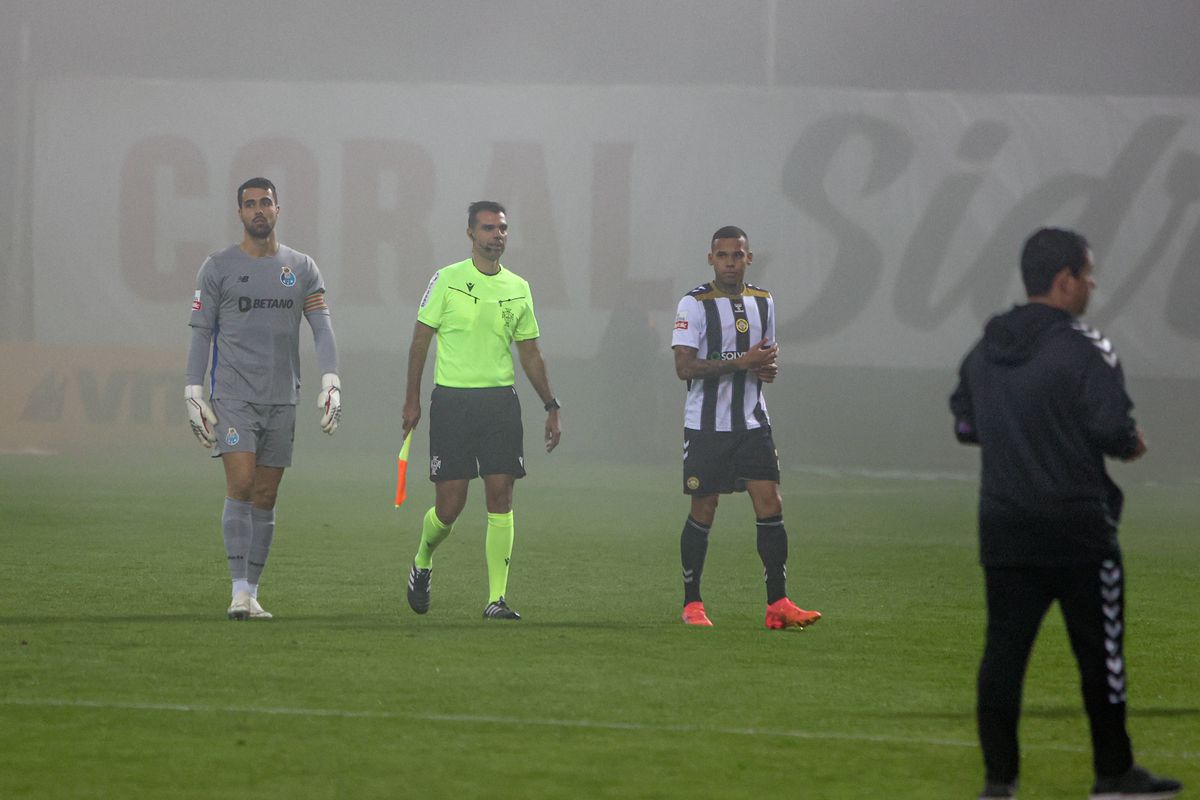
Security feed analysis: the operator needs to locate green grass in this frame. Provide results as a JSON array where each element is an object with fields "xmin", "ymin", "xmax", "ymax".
[{"xmin": 0, "ymin": 450, "xmax": 1196, "ymax": 799}]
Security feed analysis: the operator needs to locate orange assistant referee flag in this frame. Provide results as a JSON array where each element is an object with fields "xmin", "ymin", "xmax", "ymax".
[{"xmin": 394, "ymin": 432, "xmax": 412, "ymax": 507}]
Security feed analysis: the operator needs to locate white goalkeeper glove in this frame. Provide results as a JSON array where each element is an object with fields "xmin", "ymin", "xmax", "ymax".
[
  {"xmin": 184, "ymin": 385, "xmax": 217, "ymax": 448},
  {"xmin": 317, "ymin": 373, "xmax": 342, "ymax": 434}
]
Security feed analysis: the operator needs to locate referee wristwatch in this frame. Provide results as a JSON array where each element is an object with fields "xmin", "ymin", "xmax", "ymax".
[{"xmin": 544, "ymin": 397, "xmax": 561, "ymax": 412}]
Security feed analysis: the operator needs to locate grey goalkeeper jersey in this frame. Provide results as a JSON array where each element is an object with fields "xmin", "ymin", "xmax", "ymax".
[{"xmin": 189, "ymin": 244, "xmax": 330, "ymax": 405}]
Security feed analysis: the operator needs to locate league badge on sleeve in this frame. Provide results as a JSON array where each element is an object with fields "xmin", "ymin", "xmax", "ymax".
[
  {"xmin": 419, "ymin": 271, "xmax": 440, "ymax": 308},
  {"xmin": 674, "ymin": 310, "xmax": 688, "ymax": 331},
  {"xmin": 191, "ymin": 290, "xmax": 203, "ymax": 312},
  {"xmin": 280, "ymin": 266, "xmax": 296, "ymax": 287}
]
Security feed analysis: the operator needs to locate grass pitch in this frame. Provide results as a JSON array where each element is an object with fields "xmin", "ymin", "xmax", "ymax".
[{"xmin": 0, "ymin": 449, "xmax": 1196, "ymax": 799}]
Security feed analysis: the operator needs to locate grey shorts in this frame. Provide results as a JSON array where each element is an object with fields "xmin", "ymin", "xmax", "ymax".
[{"xmin": 211, "ymin": 399, "xmax": 296, "ymax": 468}]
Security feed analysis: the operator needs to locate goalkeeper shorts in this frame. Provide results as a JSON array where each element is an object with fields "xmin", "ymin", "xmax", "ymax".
[{"xmin": 211, "ymin": 399, "xmax": 296, "ymax": 468}]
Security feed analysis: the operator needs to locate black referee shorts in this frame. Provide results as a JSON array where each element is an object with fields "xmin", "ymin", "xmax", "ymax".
[
  {"xmin": 428, "ymin": 385, "xmax": 526, "ymax": 482},
  {"xmin": 682, "ymin": 426, "xmax": 780, "ymax": 495}
]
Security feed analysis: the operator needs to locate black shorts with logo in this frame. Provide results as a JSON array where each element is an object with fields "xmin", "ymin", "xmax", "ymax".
[
  {"xmin": 682, "ymin": 425, "xmax": 780, "ymax": 495},
  {"xmin": 428, "ymin": 385, "xmax": 526, "ymax": 482}
]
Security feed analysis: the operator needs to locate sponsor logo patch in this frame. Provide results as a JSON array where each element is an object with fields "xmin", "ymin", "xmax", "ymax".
[{"xmin": 239, "ymin": 297, "xmax": 295, "ymax": 312}]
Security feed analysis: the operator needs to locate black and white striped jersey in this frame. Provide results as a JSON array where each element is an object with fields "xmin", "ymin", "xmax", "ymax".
[{"xmin": 671, "ymin": 282, "xmax": 775, "ymax": 432}]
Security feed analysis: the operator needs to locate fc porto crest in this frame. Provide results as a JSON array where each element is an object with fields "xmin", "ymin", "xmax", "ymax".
[
  {"xmin": 225, "ymin": 427, "xmax": 240, "ymax": 446},
  {"xmin": 279, "ymin": 266, "xmax": 297, "ymax": 287}
]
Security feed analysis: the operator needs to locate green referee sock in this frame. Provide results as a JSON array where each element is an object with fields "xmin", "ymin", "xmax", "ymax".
[
  {"xmin": 485, "ymin": 511, "xmax": 515, "ymax": 603},
  {"xmin": 414, "ymin": 506, "xmax": 453, "ymax": 570}
]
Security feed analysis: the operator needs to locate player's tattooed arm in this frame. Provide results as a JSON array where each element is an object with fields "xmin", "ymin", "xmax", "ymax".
[{"xmin": 673, "ymin": 338, "xmax": 777, "ymax": 381}]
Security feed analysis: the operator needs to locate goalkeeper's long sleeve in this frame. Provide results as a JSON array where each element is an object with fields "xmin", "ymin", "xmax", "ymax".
[{"xmin": 186, "ymin": 325, "xmax": 213, "ymax": 387}]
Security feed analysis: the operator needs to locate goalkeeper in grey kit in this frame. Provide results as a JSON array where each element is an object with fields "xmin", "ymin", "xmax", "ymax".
[{"xmin": 184, "ymin": 177, "xmax": 342, "ymax": 620}]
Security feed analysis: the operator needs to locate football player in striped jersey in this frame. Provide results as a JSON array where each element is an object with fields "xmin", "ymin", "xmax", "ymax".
[{"xmin": 670, "ymin": 226, "xmax": 821, "ymax": 630}]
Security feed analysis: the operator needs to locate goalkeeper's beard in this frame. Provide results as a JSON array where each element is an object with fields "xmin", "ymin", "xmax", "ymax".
[{"xmin": 244, "ymin": 218, "xmax": 274, "ymax": 238}]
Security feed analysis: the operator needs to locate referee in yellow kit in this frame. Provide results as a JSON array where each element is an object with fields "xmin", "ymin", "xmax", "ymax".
[{"xmin": 401, "ymin": 201, "xmax": 561, "ymax": 620}]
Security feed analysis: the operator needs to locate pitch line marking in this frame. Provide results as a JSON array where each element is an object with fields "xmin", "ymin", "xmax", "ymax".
[{"xmin": 3, "ymin": 697, "xmax": 1196, "ymax": 760}]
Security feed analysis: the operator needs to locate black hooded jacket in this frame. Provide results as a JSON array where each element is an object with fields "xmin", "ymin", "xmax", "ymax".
[{"xmin": 950, "ymin": 303, "xmax": 1141, "ymax": 566}]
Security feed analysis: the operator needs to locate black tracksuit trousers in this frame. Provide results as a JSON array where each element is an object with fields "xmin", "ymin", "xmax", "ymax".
[{"xmin": 978, "ymin": 560, "xmax": 1135, "ymax": 783}]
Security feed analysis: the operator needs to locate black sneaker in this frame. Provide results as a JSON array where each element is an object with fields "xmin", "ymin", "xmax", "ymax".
[
  {"xmin": 483, "ymin": 597, "xmax": 521, "ymax": 620},
  {"xmin": 979, "ymin": 780, "xmax": 1016, "ymax": 798},
  {"xmin": 1090, "ymin": 764, "xmax": 1182, "ymax": 799},
  {"xmin": 407, "ymin": 563, "xmax": 432, "ymax": 614}
]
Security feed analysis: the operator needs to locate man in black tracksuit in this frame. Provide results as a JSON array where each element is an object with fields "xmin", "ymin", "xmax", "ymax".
[{"xmin": 950, "ymin": 228, "xmax": 1181, "ymax": 800}]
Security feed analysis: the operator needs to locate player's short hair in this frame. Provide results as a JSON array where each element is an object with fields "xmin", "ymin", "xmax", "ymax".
[
  {"xmin": 468, "ymin": 200, "xmax": 507, "ymax": 229},
  {"xmin": 711, "ymin": 225, "xmax": 749, "ymax": 249},
  {"xmin": 1020, "ymin": 227, "xmax": 1090, "ymax": 296},
  {"xmin": 238, "ymin": 177, "xmax": 277, "ymax": 207}
]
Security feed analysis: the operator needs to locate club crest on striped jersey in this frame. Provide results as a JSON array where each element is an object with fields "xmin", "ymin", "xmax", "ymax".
[
  {"xmin": 735, "ymin": 319, "xmax": 749, "ymax": 333},
  {"xmin": 279, "ymin": 266, "xmax": 296, "ymax": 287}
]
